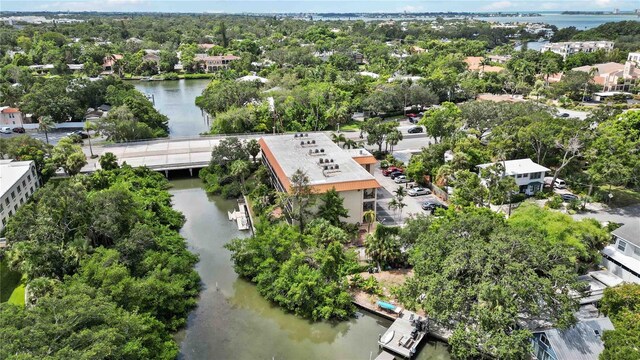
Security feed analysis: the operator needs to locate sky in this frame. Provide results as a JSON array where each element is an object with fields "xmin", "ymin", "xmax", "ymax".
[{"xmin": 1, "ymin": 0, "xmax": 639, "ymax": 14}]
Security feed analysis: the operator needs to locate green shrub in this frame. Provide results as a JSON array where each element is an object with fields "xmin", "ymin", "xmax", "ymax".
[
  {"xmin": 361, "ymin": 276, "xmax": 383, "ymax": 295},
  {"xmin": 162, "ymin": 72, "xmax": 179, "ymax": 80},
  {"xmin": 535, "ymin": 191, "xmax": 551, "ymax": 200},
  {"xmin": 546, "ymin": 195, "xmax": 563, "ymax": 209},
  {"xmin": 510, "ymin": 193, "xmax": 527, "ymax": 203}
]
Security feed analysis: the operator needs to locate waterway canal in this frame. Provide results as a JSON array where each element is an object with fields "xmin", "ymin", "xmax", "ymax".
[
  {"xmin": 132, "ymin": 79, "xmax": 211, "ymax": 137},
  {"xmin": 169, "ymin": 178, "xmax": 451, "ymax": 360}
]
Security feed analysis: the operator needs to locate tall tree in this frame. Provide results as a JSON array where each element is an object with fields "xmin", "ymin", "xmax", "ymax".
[
  {"xmin": 317, "ymin": 188, "xmax": 349, "ymax": 227},
  {"xmin": 419, "ymin": 101, "xmax": 460, "ymax": 144}
]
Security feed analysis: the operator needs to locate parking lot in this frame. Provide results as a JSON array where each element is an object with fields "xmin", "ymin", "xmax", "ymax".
[{"xmin": 374, "ymin": 166, "xmax": 443, "ymax": 226}]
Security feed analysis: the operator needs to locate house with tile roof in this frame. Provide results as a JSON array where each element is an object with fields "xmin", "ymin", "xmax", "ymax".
[
  {"xmin": 572, "ymin": 61, "xmax": 640, "ymax": 92},
  {"xmin": 0, "ymin": 107, "xmax": 25, "ymax": 126}
]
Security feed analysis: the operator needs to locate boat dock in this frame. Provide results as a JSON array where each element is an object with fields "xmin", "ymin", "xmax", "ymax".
[
  {"xmin": 227, "ymin": 198, "xmax": 251, "ymax": 231},
  {"xmin": 378, "ymin": 310, "xmax": 428, "ymax": 359}
]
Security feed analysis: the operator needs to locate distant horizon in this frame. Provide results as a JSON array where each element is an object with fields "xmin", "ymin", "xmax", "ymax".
[{"xmin": 2, "ymin": 1, "xmax": 639, "ymax": 15}]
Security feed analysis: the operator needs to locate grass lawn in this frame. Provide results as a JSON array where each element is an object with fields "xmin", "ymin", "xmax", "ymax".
[
  {"xmin": 339, "ymin": 121, "xmax": 361, "ymax": 132},
  {"xmin": 0, "ymin": 260, "xmax": 25, "ymax": 306},
  {"xmin": 600, "ymin": 186, "xmax": 640, "ymax": 208}
]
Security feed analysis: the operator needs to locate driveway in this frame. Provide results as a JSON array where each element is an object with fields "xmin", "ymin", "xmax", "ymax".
[
  {"xmin": 374, "ymin": 166, "xmax": 438, "ymax": 225},
  {"xmin": 0, "ymin": 129, "xmax": 71, "ymax": 146}
]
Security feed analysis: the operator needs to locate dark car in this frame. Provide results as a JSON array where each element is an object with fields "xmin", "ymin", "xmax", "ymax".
[
  {"xmin": 382, "ymin": 166, "xmax": 403, "ymax": 176},
  {"xmin": 559, "ymin": 113, "xmax": 570, "ymax": 118},
  {"xmin": 422, "ymin": 200, "xmax": 449, "ymax": 214},
  {"xmin": 67, "ymin": 130, "xmax": 89, "ymax": 139},
  {"xmin": 560, "ymin": 193, "xmax": 579, "ymax": 202},
  {"xmin": 407, "ymin": 126, "xmax": 423, "ymax": 134},
  {"xmin": 12, "ymin": 127, "xmax": 25, "ymax": 133},
  {"xmin": 408, "ymin": 117, "xmax": 419, "ymax": 124},
  {"xmin": 389, "ymin": 170, "xmax": 404, "ymax": 180}
]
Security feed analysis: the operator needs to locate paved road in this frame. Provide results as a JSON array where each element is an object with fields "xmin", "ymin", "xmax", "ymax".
[
  {"xmin": 0, "ymin": 129, "xmax": 76, "ymax": 146},
  {"xmin": 572, "ymin": 204, "xmax": 640, "ymax": 227}
]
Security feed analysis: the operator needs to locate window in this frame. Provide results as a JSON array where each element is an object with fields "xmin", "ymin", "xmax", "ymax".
[
  {"xmin": 13, "ymin": 205, "xmax": 17, "ymax": 212},
  {"xmin": 17, "ymin": 185, "xmax": 21, "ymax": 194},
  {"xmin": 1, "ymin": 218, "xmax": 5, "ymax": 226},
  {"xmin": 4, "ymin": 198, "xmax": 8, "ymax": 206},
  {"xmin": 618, "ymin": 240, "xmax": 627, "ymax": 252},
  {"xmin": 522, "ymin": 173, "xmax": 529, "ymax": 178},
  {"xmin": 0, "ymin": 203, "xmax": 3, "ymax": 212},
  {"xmin": 517, "ymin": 174, "xmax": 523, "ymax": 178},
  {"xmin": 19, "ymin": 198, "xmax": 23, "ymax": 205},
  {"xmin": 30, "ymin": 187, "xmax": 34, "ymax": 194},
  {"xmin": 27, "ymin": 175, "xmax": 31, "ymax": 182},
  {"xmin": 11, "ymin": 191, "xmax": 15, "ymax": 199},
  {"xmin": 634, "ymin": 245, "xmax": 640, "ymax": 258},
  {"xmin": 530, "ymin": 172, "xmax": 541, "ymax": 179},
  {"xmin": 22, "ymin": 180, "xmax": 26, "ymax": 187}
]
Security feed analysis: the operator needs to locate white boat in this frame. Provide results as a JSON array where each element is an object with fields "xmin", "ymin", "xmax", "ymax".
[{"xmin": 228, "ymin": 209, "xmax": 250, "ymax": 231}]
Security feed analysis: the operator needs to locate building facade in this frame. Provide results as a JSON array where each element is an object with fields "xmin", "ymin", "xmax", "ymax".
[
  {"xmin": 195, "ymin": 54, "xmax": 240, "ymax": 72},
  {"xmin": 0, "ymin": 160, "xmax": 39, "ymax": 231},
  {"xmin": 601, "ymin": 222, "xmax": 640, "ymax": 284},
  {"xmin": 477, "ymin": 158, "xmax": 549, "ymax": 196},
  {"xmin": 259, "ymin": 133, "xmax": 380, "ymax": 225},
  {"xmin": 0, "ymin": 107, "xmax": 24, "ymax": 126},
  {"xmin": 573, "ymin": 61, "xmax": 640, "ymax": 92},
  {"xmin": 541, "ymin": 41, "xmax": 614, "ymax": 59}
]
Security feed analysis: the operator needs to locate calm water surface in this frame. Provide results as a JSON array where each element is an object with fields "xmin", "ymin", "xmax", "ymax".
[
  {"xmin": 170, "ymin": 178, "xmax": 451, "ymax": 360},
  {"xmin": 132, "ymin": 79, "xmax": 211, "ymax": 137}
]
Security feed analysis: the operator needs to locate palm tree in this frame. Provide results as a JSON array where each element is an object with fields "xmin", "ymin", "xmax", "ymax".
[
  {"xmin": 84, "ymin": 120, "xmax": 96, "ymax": 158},
  {"xmin": 230, "ymin": 160, "xmax": 250, "ymax": 194},
  {"xmin": 480, "ymin": 57, "xmax": 491, "ymax": 72},
  {"xmin": 582, "ymin": 67, "xmax": 598, "ymax": 102},
  {"xmin": 343, "ymin": 138, "xmax": 357, "ymax": 149},
  {"xmin": 38, "ymin": 116, "xmax": 55, "ymax": 145},
  {"xmin": 363, "ymin": 209, "xmax": 376, "ymax": 233},
  {"xmin": 331, "ymin": 133, "xmax": 347, "ymax": 147},
  {"xmin": 365, "ymin": 226, "xmax": 402, "ymax": 271}
]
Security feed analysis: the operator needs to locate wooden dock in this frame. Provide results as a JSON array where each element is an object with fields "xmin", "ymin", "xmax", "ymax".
[
  {"xmin": 378, "ymin": 311, "xmax": 428, "ymax": 359},
  {"xmin": 375, "ymin": 350, "xmax": 398, "ymax": 360}
]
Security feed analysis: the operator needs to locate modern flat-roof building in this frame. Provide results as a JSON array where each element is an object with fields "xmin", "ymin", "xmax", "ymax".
[
  {"xmin": 259, "ymin": 133, "xmax": 380, "ymax": 224},
  {"xmin": 541, "ymin": 41, "xmax": 614, "ymax": 59},
  {"xmin": 477, "ymin": 158, "xmax": 549, "ymax": 196},
  {"xmin": 0, "ymin": 160, "xmax": 39, "ymax": 231}
]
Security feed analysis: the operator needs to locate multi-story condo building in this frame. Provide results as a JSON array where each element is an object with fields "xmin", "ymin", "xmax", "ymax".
[
  {"xmin": 0, "ymin": 160, "xmax": 39, "ymax": 231},
  {"xmin": 259, "ymin": 133, "xmax": 380, "ymax": 225},
  {"xmin": 541, "ymin": 41, "xmax": 614, "ymax": 59}
]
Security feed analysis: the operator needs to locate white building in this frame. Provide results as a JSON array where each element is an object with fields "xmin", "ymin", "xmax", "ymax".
[
  {"xmin": 477, "ymin": 158, "xmax": 549, "ymax": 196},
  {"xmin": 628, "ymin": 52, "xmax": 640, "ymax": 64},
  {"xmin": 0, "ymin": 160, "xmax": 39, "ymax": 231},
  {"xmin": 601, "ymin": 222, "xmax": 640, "ymax": 284},
  {"xmin": 0, "ymin": 107, "xmax": 24, "ymax": 126},
  {"xmin": 259, "ymin": 133, "xmax": 380, "ymax": 224},
  {"xmin": 541, "ymin": 41, "xmax": 614, "ymax": 59}
]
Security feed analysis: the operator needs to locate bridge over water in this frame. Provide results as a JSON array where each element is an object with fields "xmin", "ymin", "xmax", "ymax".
[{"xmin": 82, "ymin": 134, "xmax": 265, "ymax": 175}]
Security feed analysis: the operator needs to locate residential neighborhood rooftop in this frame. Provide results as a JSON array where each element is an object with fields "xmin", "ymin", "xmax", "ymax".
[
  {"xmin": 0, "ymin": 159, "xmax": 34, "ymax": 198},
  {"xmin": 612, "ymin": 222, "xmax": 640, "ymax": 247},
  {"xmin": 477, "ymin": 158, "xmax": 550, "ymax": 176},
  {"xmin": 259, "ymin": 133, "xmax": 380, "ymax": 193},
  {"xmin": 535, "ymin": 318, "xmax": 614, "ymax": 360}
]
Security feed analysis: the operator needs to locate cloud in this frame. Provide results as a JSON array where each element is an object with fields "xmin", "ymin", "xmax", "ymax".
[
  {"xmin": 482, "ymin": 1, "xmax": 513, "ymax": 11},
  {"xmin": 539, "ymin": 2, "xmax": 560, "ymax": 10},
  {"xmin": 37, "ymin": 0, "xmax": 148, "ymax": 11}
]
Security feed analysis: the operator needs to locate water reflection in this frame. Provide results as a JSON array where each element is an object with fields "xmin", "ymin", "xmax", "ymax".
[{"xmin": 170, "ymin": 178, "xmax": 451, "ymax": 360}]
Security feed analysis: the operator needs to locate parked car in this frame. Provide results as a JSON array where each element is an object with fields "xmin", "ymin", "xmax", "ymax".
[
  {"xmin": 560, "ymin": 193, "xmax": 579, "ymax": 202},
  {"xmin": 394, "ymin": 175, "xmax": 409, "ymax": 183},
  {"xmin": 408, "ymin": 117, "xmax": 419, "ymax": 124},
  {"xmin": 389, "ymin": 170, "xmax": 404, "ymax": 180},
  {"xmin": 0, "ymin": 127, "xmax": 12, "ymax": 134},
  {"xmin": 67, "ymin": 130, "xmax": 89, "ymax": 139},
  {"xmin": 408, "ymin": 187, "xmax": 431, "ymax": 196},
  {"xmin": 12, "ymin": 127, "xmax": 25, "ymax": 133},
  {"xmin": 559, "ymin": 113, "xmax": 570, "ymax": 118},
  {"xmin": 407, "ymin": 126, "xmax": 423, "ymax": 134},
  {"xmin": 544, "ymin": 177, "xmax": 566, "ymax": 189},
  {"xmin": 382, "ymin": 166, "xmax": 403, "ymax": 176},
  {"xmin": 421, "ymin": 200, "xmax": 449, "ymax": 214},
  {"xmin": 406, "ymin": 113, "xmax": 419, "ymax": 118}
]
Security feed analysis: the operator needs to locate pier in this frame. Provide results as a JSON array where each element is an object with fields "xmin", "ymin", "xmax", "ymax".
[{"xmin": 377, "ymin": 310, "xmax": 428, "ymax": 359}]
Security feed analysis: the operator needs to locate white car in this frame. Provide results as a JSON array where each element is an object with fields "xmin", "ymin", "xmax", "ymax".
[
  {"xmin": 0, "ymin": 127, "xmax": 11, "ymax": 134},
  {"xmin": 408, "ymin": 187, "xmax": 431, "ymax": 196},
  {"xmin": 394, "ymin": 175, "xmax": 409, "ymax": 184}
]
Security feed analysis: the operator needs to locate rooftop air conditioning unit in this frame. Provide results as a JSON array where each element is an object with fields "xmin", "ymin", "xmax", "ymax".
[
  {"xmin": 330, "ymin": 159, "xmax": 334, "ymax": 163},
  {"xmin": 315, "ymin": 149, "xmax": 319, "ymax": 153},
  {"xmin": 319, "ymin": 158, "xmax": 324, "ymax": 164},
  {"xmin": 311, "ymin": 140, "xmax": 316, "ymax": 144},
  {"xmin": 307, "ymin": 140, "xmax": 311, "ymax": 144},
  {"xmin": 320, "ymin": 149, "xmax": 325, "ymax": 153},
  {"xmin": 300, "ymin": 141, "xmax": 305, "ymax": 146},
  {"xmin": 309, "ymin": 149, "xmax": 313, "ymax": 155},
  {"xmin": 294, "ymin": 134, "xmax": 298, "ymax": 138},
  {"xmin": 335, "ymin": 164, "xmax": 339, "ymax": 169},
  {"xmin": 305, "ymin": 133, "xmax": 308, "ymax": 137},
  {"xmin": 324, "ymin": 166, "xmax": 329, "ymax": 170}
]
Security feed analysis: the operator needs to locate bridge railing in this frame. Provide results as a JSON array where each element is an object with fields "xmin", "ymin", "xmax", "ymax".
[{"xmin": 102, "ymin": 131, "xmax": 293, "ymax": 147}]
